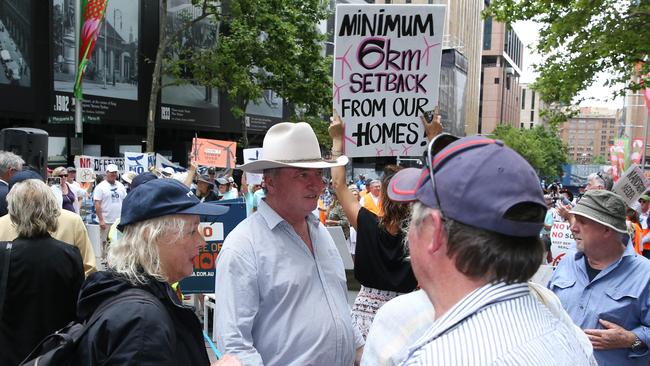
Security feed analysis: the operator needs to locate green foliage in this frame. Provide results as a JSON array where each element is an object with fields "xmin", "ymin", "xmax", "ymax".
[
  {"xmin": 490, "ymin": 124, "xmax": 568, "ymax": 179},
  {"xmin": 484, "ymin": 0, "xmax": 650, "ymax": 106},
  {"xmin": 165, "ymin": 0, "xmax": 332, "ymax": 147},
  {"xmin": 591, "ymin": 154, "xmax": 608, "ymax": 165}
]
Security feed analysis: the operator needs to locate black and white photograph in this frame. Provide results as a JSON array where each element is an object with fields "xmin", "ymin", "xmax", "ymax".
[
  {"xmin": 0, "ymin": 0, "xmax": 32, "ymax": 87},
  {"xmin": 53, "ymin": 0, "xmax": 138, "ymax": 100},
  {"xmin": 161, "ymin": 0, "xmax": 219, "ymax": 124}
]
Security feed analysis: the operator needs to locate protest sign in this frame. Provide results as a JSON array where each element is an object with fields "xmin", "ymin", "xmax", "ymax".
[
  {"xmin": 179, "ymin": 199, "xmax": 247, "ymax": 293},
  {"xmin": 155, "ymin": 153, "xmax": 186, "ymax": 173},
  {"xmin": 612, "ymin": 164, "xmax": 650, "ymax": 206},
  {"xmin": 243, "ymin": 148, "xmax": 263, "ymax": 185},
  {"xmin": 124, "ymin": 152, "xmax": 156, "ymax": 174},
  {"xmin": 332, "ymin": 4, "xmax": 446, "ymax": 158},
  {"xmin": 74, "ymin": 155, "xmax": 95, "ymax": 182},
  {"xmin": 191, "ymin": 137, "xmax": 237, "ymax": 168},
  {"xmin": 549, "ymin": 221, "xmax": 576, "ymax": 266}
]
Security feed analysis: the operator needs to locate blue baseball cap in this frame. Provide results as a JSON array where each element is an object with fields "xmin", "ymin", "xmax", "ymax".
[
  {"xmin": 131, "ymin": 172, "xmax": 158, "ymax": 189},
  {"xmin": 118, "ymin": 179, "xmax": 229, "ymax": 230},
  {"xmin": 388, "ymin": 135, "xmax": 545, "ymax": 237}
]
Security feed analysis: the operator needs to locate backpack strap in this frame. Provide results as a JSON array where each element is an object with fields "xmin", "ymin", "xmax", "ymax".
[{"xmin": 0, "ymin": 241, "xmax": 13, "ymax": 318}]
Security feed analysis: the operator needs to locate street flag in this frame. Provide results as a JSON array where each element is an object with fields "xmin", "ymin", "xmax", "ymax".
[{"xmin": 73, "ymin": 0, "xmax": 109, "ymax": 100}]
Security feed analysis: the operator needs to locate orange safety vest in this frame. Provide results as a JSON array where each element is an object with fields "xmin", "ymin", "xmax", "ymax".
[
  {"xmin": 631, "ymin": 222, "xmax": 644, "ymax": 255},
  {"xmin": 363, "ymin": 193, "xmax": 383, "ymax": 217},
  {"xmin": 642, "ymin": 225, "xmax": 650, "ymax": 251},
  {"xmin": 318, "ymin": 198, "xmax": 327, "ymax": 224}
]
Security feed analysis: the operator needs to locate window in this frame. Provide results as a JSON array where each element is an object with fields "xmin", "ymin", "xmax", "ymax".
[
  {"xmin": 521, "ymin": 89, "xmax": 526, "ymax": 109},
  {"xmin": 494, "ymin": 77, "xmax": 499, "ymax": 84},
  {"xmin": 483, "ymin": 17, "xmax": 493, "ymax": 50},
  {"xmin": 520, "ymin": 123, "xmax": 524, "ymax": 129},
  {"xmin": 531, "ymin": 91, "xmax": 536, "ymax": 109},
  {"xmin": 530, "ymin": 111, "xmax": 534, "ymax": 122}
]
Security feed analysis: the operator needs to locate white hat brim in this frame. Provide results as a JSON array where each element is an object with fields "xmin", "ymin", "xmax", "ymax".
[{"xmin": 237, "ymin": 155, "xmax": 349, "ymax": 173}]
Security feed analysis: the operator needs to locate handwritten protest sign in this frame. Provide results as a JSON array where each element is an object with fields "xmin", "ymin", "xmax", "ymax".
[
  {"xmin": 549, "ymin": 221, "xmax": 576, "ymax": 266},
  {"xmin": 333, "ymin": 4, "xmax": 446, "ymax": 158},
  {"xmin": 243, "ymin": 148, "xmax": 263, "ymax": 185},
  {"xmin": 612, "ymin": 164, "xmax": 650, "ymax": 206},
  {"xmin": 124, "ymin": 152, "xmax": 155, "ymax": 174},
  {"xmin": 191, "ymin": 137, "xmax": 237, "ymax": 169}
]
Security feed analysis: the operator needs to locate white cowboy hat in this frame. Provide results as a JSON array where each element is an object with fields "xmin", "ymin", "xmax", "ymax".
[{"xmin": 238, "ymin": 122, "xmax": 348, "ymax": 173}]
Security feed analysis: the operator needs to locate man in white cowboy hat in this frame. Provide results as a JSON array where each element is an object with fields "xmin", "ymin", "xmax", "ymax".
[{"xmin": 214, "ymin": 122, "xmax": 364, "ymax": 366}]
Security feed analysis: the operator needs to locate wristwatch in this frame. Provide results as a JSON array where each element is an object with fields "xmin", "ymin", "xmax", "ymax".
[{"xmin": 631, "ymin": 336, "xmax": 646, "ymax": 351}]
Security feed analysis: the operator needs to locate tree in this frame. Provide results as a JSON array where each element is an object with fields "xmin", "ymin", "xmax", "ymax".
[
  {"xmin": 591, "ymin": 154, "xmax": 608, "ymax": 165},
  {"xmin": 490, "ymin": 124, "xmax": 568, "ymax": 179},
  {"xmin": 145, "ymin": 0, "xmax": 220, "ymax": 152},
  {"xmin": 484, "ymin": 0, "xmax": 650, "ymax": 107},
  {"xmin": 175, "ymin": 0, "xmax": 331, "ymax": 148}
]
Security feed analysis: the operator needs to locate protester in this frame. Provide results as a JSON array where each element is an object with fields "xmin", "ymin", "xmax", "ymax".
[
  {"xmin": 93, "ymin": 164, "xmax": 127, "ymax": 259},
  {"xmin": 627, "ymin": 208, "xmax": 644, "ymax": 255},
  {"xmin": 215, "ymin": 122, "xmax": 364, "ymax": 366},
  {"xmin": 557, "ymin": 171, "xmax": 612, "ymax": 224},
  {"xmin": 0, "ymin": 151, "xmax": 24, "ymax": 216},
  {"xmin": 51, "ymin": 167, "xmax": 77, "ymax": 213},
  {"xmin": 386, "ymin": 134, "xmax": 593, "ymax": 365},
  {"xmin": 360, "ymin": 179, "xmax": 382, "ymax": 216},
  {"xmin": 638, "ymin": 194, "xmax": 650, "ymax": 230},
  {"xmin": 121, "ymin": 171, "xmax": 137, "ymax": 192},
  {"xmin": 195, "ymin": 174, "xmax": 219, "ymax": 202},
  {"xmin": 73, "ymin": 179, "xmax": 239, "ymax": 365},
  {"xmin": 0, "ymin": 179, "xmax": 84, "ymax": 366},
  {"xmin": 550, "ymin": 190, "xmax": 650, "ymax": 365},
  {"xmin": 325, "ymin": 190, "xmax": 351, "ymax": 240},
  {"xmin": 65, "ymin": 166, "xmax": 87, "ymax": 214},
  {"xmin": 0, "ymin": 169, "xmax": 97, "ymax": 276}
]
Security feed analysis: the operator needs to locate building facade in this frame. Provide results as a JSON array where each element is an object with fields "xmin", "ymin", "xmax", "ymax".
[
  {"xmin": 478, "ymin": 15, "xmax": 523, "ymax": 134},
  {"xmin": 519, "ymin": 83, "xmax": 546, "ymax": 129},
  {"xmin": 559, "ymin": 107, "xmax": 618, "ymax": 164}
]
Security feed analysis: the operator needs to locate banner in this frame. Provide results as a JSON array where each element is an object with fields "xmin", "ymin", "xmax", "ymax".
[
  {"xmin": 74, "ymin": 0, "xmax": 109, "ymax": 99},
  {"xmin": 609, "ymin": 145, "xmax": 620, "ymax": 181},
  {"xmin": 243, "ymin": 148, "xmax": 263, "ymax": 185},
  {"xmin": 191, "ymin": 137, "xmax": 237, "ymax": 169},
  {"xmin": 155, "ymin": 153, "xmax": 186, "ymax": 173},
  {"xmin": 549, "ymin": 221, "xmax": 576, "ymax": 267},
  {"xmin": 74, "ymin": 155, "xmax": 124, "ymax": 176},
  {"xmin": 124, "ymin": 152, "xmax": 156, "ymax": 174},
  {"xmin": 631, "ymin": 138, "xmax": 644, "ymax": 165},
  {"xmin": 179, "ymin": 199, "xmax": 247, "ymax": 293},
  {"xmin": 332, "ymin": 4, "xmax": 446, "ymax": 158},
  {"xmin": 612, "ymin": 164, "xmax": 650, "ymax": 206}
]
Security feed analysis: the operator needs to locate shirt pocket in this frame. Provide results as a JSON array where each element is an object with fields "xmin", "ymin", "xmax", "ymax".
[{"xmin": 597, "ymin": 287, "xmax": 640, "ymax": 327}]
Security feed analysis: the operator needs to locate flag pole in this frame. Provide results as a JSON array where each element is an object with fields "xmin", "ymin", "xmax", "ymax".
[{"xmin": 74, "ymin": 0, "xmax": 83, "ymax": 153}]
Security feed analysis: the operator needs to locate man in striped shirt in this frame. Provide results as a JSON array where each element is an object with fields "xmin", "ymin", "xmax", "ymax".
[{"xmin": 387, "ymin": 135, "xmax": 593, "ymax": 365}]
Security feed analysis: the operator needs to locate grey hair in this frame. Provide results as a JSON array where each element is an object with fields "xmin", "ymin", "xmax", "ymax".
[
  {"xmin": 107, "ymin": 214, "xmax": 189, "ymax": 285},
  {"xmin": 7, "ymin": 179, "xmax": 59, "ymax": 238},
  {"xmin": 586, "ymin": 173, "xmax": 605, "ymax": 189},
  {"xmin": 0, "ymin": 151, "xmax": 24, "ymax": 176}
]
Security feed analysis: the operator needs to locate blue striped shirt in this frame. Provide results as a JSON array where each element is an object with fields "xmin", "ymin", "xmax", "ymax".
[{"xmin": 399, "ymin": 282, "xmax": 592, "ymax": 365}]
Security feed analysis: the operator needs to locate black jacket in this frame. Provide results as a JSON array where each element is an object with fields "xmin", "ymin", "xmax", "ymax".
[
  {"xmin": 73, "ymin": 271, "xmax": 210, "ymax": 366},
  {"xmin": 0, "ymin": 235, "xmax": 84, "ymax": 366}
]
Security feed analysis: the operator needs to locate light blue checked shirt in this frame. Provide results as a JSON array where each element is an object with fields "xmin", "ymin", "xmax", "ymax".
[
  {"xmin": 399, "ymin": 282, "xmax": 592, "ymax": 366},
  {"xmin": 214, "ymin": 200, "xmax": 363, "ymax": 366}
]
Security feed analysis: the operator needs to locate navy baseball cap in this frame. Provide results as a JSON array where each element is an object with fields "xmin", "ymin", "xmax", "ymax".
[
  {"xmin": 131, "ymin": 172, "xmax": 158, "ymax": 189},
  {"xmin": 118, "ymin": 178, "xmax": 229, "ymax": 230},
  {"xmin": 388, "ymin": 135, "xmax": 545, "ymax": 237},
  {"xmin": 8, "ymin": 169, "xmax": 44, "ymax": 191}
]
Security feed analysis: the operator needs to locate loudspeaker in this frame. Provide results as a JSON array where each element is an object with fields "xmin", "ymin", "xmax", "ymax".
[{"xmin": 0, "ymin": 128, "xmax": 49, "ymax": 179}]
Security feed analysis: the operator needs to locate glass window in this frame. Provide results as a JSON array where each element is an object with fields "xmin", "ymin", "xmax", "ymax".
[
  {"xmin": 521, "ymin": 89, "xmax": 526, "ymax": 109},
  {"xmin": 483, "ymin": 17, "xmax": 493, "ymax": 50},
  {"xmin": 48, "ymin": 137, "xmax": 67, "ymax": 164}
]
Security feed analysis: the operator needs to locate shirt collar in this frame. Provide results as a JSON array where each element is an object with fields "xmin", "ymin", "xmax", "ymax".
[
  {"xmin": 0, "ymin": 178, "xmax": 7, "ymax": 186},
  {"xmin": 257, "ymin": 199, "xmax": 320, "ymax": 230},
  {"xmin": 406, "ymin": 282, "xmax": 530, "ymax": 358}
]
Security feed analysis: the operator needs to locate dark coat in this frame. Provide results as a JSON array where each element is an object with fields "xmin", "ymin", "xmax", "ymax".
[
  {"xmin": 0, "ymin": 235, "xmax": 84, "ymax": 366},
  {"xmin": 0, "ymin": 181, "xmax": 8, "ymax": 217},
  {"xmin": 73, "ymin": 271, "xmax": 210, "ymax": 366}
]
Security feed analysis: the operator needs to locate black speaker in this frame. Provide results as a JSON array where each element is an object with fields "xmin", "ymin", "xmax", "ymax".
[{"xmin": 0, "ymin": 128, "xmax": 49, "ymax": 179}]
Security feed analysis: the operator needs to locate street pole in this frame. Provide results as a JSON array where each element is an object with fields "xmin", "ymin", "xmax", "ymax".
[
  {"xmin": 103, "ymin": 15, "xmax": 107, "ymax": 89},
  {"xmin": 643, "ymin": 102, "xmax": 649, "ymax": 170},
  {"xmin": 74, "ymin": 0, "xmax": 83, "ymax": 153}
]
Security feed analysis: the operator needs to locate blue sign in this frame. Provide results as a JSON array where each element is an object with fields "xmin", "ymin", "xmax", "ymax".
[{"xmin": 179, "ymin": 198, "xmax": 247, "ymax": 293}]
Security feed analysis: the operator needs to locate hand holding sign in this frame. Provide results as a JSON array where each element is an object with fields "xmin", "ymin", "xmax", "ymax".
[
  {"xmin": 420, "ymin": 106, "xmax": 443, "ymax": 141},
  {"xmin": 329, "ymin": 109, "xmax": 345, "ymax": 155}
]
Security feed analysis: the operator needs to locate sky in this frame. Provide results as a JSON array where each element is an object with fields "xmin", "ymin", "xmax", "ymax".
[{"xmin": 512, "ymin": 21, "xmax": 624, "ymax": 111}]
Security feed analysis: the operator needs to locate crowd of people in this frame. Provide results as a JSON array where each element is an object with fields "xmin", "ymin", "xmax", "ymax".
[{"xmin": 0, "ymin": 109, "xmax": 649, "ymax": 366}]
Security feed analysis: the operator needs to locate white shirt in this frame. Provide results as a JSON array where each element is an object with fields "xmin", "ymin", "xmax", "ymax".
[
  {"xmin": 92, "ymin": 180, "xmax": 126, "ymax": 224},
  {"xmin": 400, "ymin": 282, "xmax": 593, "ymax": 366}
]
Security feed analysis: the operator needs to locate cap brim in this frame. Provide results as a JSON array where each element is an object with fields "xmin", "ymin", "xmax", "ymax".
[
  {"xmin": 237, "ymin": 155, "xmax": 349, "ymax": 173},
  {"xmin": 177, "ymin": 202, "xmax": 229, "ymax": 217},
  {"xmin": 388, "ymin": 168, "xmax": 429, "ymax": 202}
]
